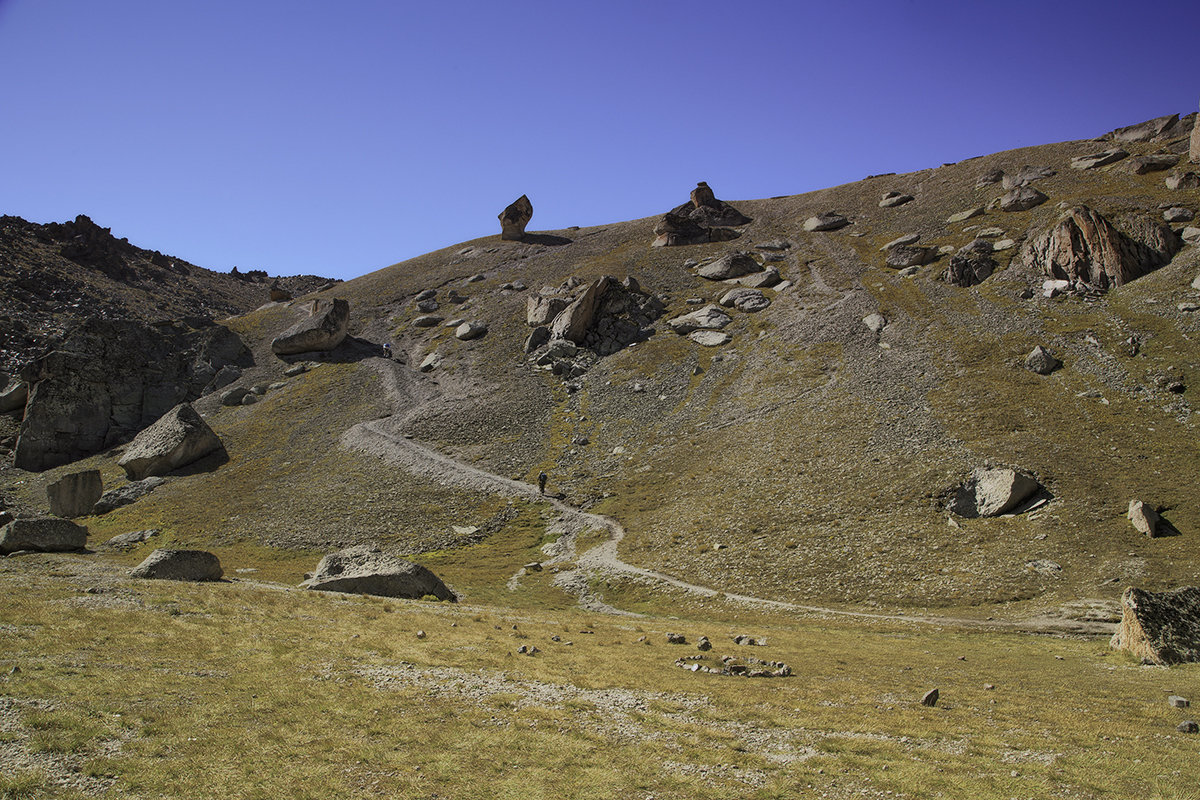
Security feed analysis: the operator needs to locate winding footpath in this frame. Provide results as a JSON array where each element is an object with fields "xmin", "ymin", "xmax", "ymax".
[{"xmin": 342, "ymin": 410, "xmax": 1114, "ymax": 635}]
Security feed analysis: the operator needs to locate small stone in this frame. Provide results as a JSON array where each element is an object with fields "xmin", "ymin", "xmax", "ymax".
[
  {"xmin": 880, "ymin": 233, "xmax": 920, "ymax": 251},
  {"xmin": 665, "ymin": 632, "xmax": 687, "ymax": 645},
  {"xmin": 1169, "ymin": 695, "xmax": 1190, "ymax": 708},
  {"xmin": 697, "ymin": 636, "xmax": 712, "ymax": 651},
  {"xmin": 1177, "ymin": 721, "xmax": 1199, "ymax": 734},
  {"xmin": 803, "ymin": 212, "xmax": 850, "ymax": 232},
  {"xmin": 879, "ymin": 192, "xmax": 914, "ymax": 208},
  {"xmin": 1024, "ymin": 345, "xmax": 1062, "ymax": 375},
  {"xmin": 1164, "ymin": 207, "xmax": 1194, "ymax": 223},
  {"xmin": 416, "ymin": 630, "xmax": 426, "ymax": 639},
  {"xmin": 921, "ymin": 688, "xmax": 939, "ymax": 707},
  {"xmin": 862, "ymin": 313, "xmax": 886, "ymax": 334}
]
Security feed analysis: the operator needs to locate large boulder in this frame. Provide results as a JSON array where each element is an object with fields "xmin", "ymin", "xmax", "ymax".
[
  {"xmin": 130, "ymin": 548, "xmax": 223, "ymax": 581},
  {"xmin": 526, "ymin": 295, "xmax": 569, "ymax": 327},
  {"xmin": 998, "ymin": 186, "xmax": 1048, "ymax": 212},
  {"xmin": 1106, "ymin": 114, "xmax": 1180, "ymax": 143},
  {"xmin": 0, "ymin": 380, "xmax": 28, "ymax": 414},
  {"xmin": 92, "ymin": 477, "xmax": 165, "ymax": 515},
  {"xmin": 719, "ymin": 288, "xmax": 770, "ymax": 312},
  {"xmin": 303, "ymin": 544, "xmax": 456, "ymax": 601},
  {"xmin": 117, "ymin": 403, "xmax": 224, "ymax": 481},
  {"xmin": 949, "ymin": 468, "xmax": 1041, "ymax": 517},
  {"xmin": 885, "ymin": 245, "xmax": 938, "ymax": 269},
  {"xmin": 696, "ymin": 253, "xmax": 762, "ymax": 281},
  {"xmin": 271, "ymin": 298, "xmax": 350, "ymax": 356},
  {"xmin": 652, "ymin": 183, "xmax": 750, "ymax": 246},
  {"xmin": 550, "ymin": 277, "xmax": 614, "ymax": 344},
  {"xmin": 803, "ymin": 212, "xmax": 850, "ymax": 232},
  {"xmin": 499, "ymin": 195, "xmax": 533, "ymax": 241},
  {"xmin": 1128, "ymin": 500, "xmax": 1174, "ymax": 538},
  {"xmin": 1111, "ymin": 586, "xmax": 1200, "ymax": 665},
  {"xmin": 1021, "ymin": 205, "xmax": 1182, "ymax": 291},
  {"xmin": 666, "ymin": 305, "xmax": 732, "ymax": 334},
  {"xmin": 1070, "ymin": 148, "xmax": 1129, "ymax": 170},
  {"xmin": 0, "ymin": 516, "xmax": 88, "ymax": 555},
  {"xmin": 46, "ymin": 470, "xmax": 102, "ymax": 518},
  {"xmin": 1001, "ymin": 166, "xmax": 1055, "ymax": 188},
  {"xmin": 13, "ymin": 318, "xmax": 250, "ymax": 472},
  {"xmin": 1124, "ymin": 154, "xmax": 1179, "ymax": 175}
]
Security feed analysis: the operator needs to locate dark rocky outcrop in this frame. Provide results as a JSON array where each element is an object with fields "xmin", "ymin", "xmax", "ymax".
[
  {"xmin": 92, "ymin": 477, "xmax": 165, "ymax": 515},
  {"xmin": 13, "ymin": 317, "xmax": 250, "ymax": 472},
  {"xmin": 130, "ymin": 548, "xmax": 223, "ymax": 581},
  {"xmin": 46, "ymin": 470, "xmax": 102, "ymax": 518},
  {"xmin": 941, "ymin": 240, "xmax": 997, "ymax": 288},
  {"xmin": 499, "ymin": 195, "xmax": 533, "ymax": 241},
  {"xmin": 303, "ymin": 544, "xmax": 455, "ymax": 601},
  {"xmin": 0, "ymin": 380, "xmax": 27, "ymax": 414},
  {"xmin": 1021, "ymin": 206, "xmax": 1182, "ymax": 291},
  {"xmin": 1111, "ymin": 586, "xmax": 1200, "ymax": 665},
  {"xmin": 0, "ymin": 516, "xmax": 88, "ymax": 555},
  {"xmin": 652, "ymin": 182, "xmax": 750, "ymax": 246},
  {"xmin": 541, "ymin": 276, "xmax": 663, "ymax": 356},
  {"xmin": 117, "ymin": 404, "xmax": 224, "ymax": 480},
  {"xmin": 270, "ymin": 298, "xmax": 350, "ymax": 356}
]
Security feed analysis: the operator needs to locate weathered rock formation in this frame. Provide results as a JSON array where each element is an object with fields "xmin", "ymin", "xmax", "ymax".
[
  {"xmin": 526, "ymin": 295, "xmax": 570, "ymax": 327},
  {"xmin": 117, "ymin": 403, "xmax": 224, "ymax": 480},
  {"xmin": 536, "ymin": 276, "xmax": 663, "ymax": 356},
  {"xmin": 0, "ymin": 380, "xmax": 27, "ymax": 414},
  {"xmin": 998, "ymin": 186, "xmax": 1048, "ymax": 212},
  {"xmin": 719, "ymin": 288, "xmax": 770, "ymax": 312},
  {"xmin": 1106, "ymin": 114, "xmax": 1180, "ymax": 143},
  {"xmin": 803, "ymin": 212, "xmax": 850, "ymax": 232},
  {"xmin": 14, "ymin": 317, "xmax": 250, "ymax": 472},
  {"xmin": 46, "ymin": 470, "xmax": 102, "ymax": 518},
  {"xmin": 130, "ymin": 548, "xmax": 223, "ymax": 581},
  {"xmin": 941, "ymin": 240, "xmax": 997, "ymax": 288},
  {"xmin": 270, "ymin": 298, "xmax": 349, "ymax": 356},
  {"xmin": 303, "ymin": 544, "xmax": 456, "ymax": 601},
  {"xmin": 667, "ymin": 305, "xmax": 733, "ymax": 335},
  {"xmin": 499, "ymin": 195, "xmax": 533, "ymax": 241},
  {"xmin": 1124, "ymin": 154, "xmax": 1179, "ymax": 175},
  {"xmin": 1070, "ymin": 149, "xmax": 1129, "ymax": 170},
  {"xmin": 1001, "ymin": 166, "xmax": 1055, "ymax": 188},
  {"xmin": 652, "ymin": 183, "xmax": 750, "ymax": 246},
  {"xmin": 0, "ymin": 516, "xmax": 88, "ymax": 554},
  {"xmin": 879, "ymin": 192, "xmax": 913, "ymax": 208},
  {"xmin": 949, "ymin": 468, "xmax": 1041, "ymax": 517},
  {"xmin": 454, "ymin": 321, "xmax": 488, "ymax": 341},
  {"xmin": 1021, "ymin": 206, "xmax": 1182, "ymax": 291},
  {"xmin": 93, "ymin": 477, "xmax": 165, "ymax": 515},
  {"xmin": 885, "ymin": 245, "xmax": 938, "ymax": 269},
  {"xmin": 1111, "ymin": 586, "xmax": 1200, "ymax": 665}
]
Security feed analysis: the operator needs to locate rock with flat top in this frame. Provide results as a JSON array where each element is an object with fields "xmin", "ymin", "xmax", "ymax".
[
  {"xmin": 667, "ymin": 305, "xmax": 732, "ymax": 335},
  {"xmin": 1107, "ymin": 113, "xmax": 1180, "ymax": 143},
  {"xmin": 303, "ymin": 544, "xmax": 456, "ymax": 601},
  {"xmin": 949, "ymin": 468, "xmax": 1041, "ymax": 517},
  {"xmin": 46, "ymin": 470, "xmax": 102, "ymax": 518},
  {"xmin": 130, "ymin": 548, "xmax": 223, "ymax": 581},
  {"xmin": 0, "ymin": 517, "xmax": 88, "ymax": 555},
  {"xmin": 879, "ymin": 192, "xmax": 913, "ymax": 208},
  {"xmin": 804, "ymin": 212, "xmax": 849, "ymax": 232},
  {"xmin": 117, "ymin": 403, "xmax": 223, "ymax": 481},
  {"xmin": 1111, "ymin": 586, "xmax": 1200, "ymax": 665},
  {"xmin": 688, "ymin": 330, "xmax": 731, "ymax": 347},
  {"xmin": 1125, "ymin": 154, "xmax": 1179, "ymax": 175},
  {"xmin": 886, "ymin": 245, "xmax": 937, "ymax": 269},
  {"xmin": 697, "ymin": 252, "xmax": 762, "ymax": 281},
  {"xmin": 1163, "ymin": 207, "xmax": 1194, "ymax": 223},
  {"xmin": 719, "ymin": 288, "xmax": 769, "ymax": 312},
  {"xmin": 271, "ymin": 298, "xmax": 349, "ymax": 355},
  {"xmin": 1001, "ymin": 166, "xmax": 1055, "ymax": 188},
  {"xmin": 947, "ymin": 207, "xmax": 985, "ymax": 224},
  {"xmin": 999, "ymin": 186, "xmax": 1048, "ymax": 212},
  {"xmin": 499, "ymin": 195, "xmax": 533, "ymax": 241},
  {"xmin": 1071, "ymin": 149, "xmax": 1129, "ymax": 170},
  {"xmin": 881, "ymin": 233, "xmax": 921, "ymax": 251}
]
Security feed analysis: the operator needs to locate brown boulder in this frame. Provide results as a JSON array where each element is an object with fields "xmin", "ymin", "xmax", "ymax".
[
  {"xmin": 499, "ymin": 195, "xmax": 533, "ymax": 241},
  {"xmin": 1111, "ymin": 586, "xmax": 1200, "ymax": 665},
  {"xmin": 1021, "ymin": 206, "xmax": 1181, "ymax": 290}
]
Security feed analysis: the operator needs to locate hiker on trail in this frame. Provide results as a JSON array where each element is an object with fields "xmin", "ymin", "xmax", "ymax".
[
  {"xmin": 538, "ymin": 472, "xmax": 548, "ymax": 495},
  {"xmin": 382, "ymin": 343, "xmax": 392, "ymax": 359}
]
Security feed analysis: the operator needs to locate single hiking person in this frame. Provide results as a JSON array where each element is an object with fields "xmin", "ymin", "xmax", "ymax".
[{"xmin": 538, "ymin": 471, "xmax": 548, "ymax": 495}]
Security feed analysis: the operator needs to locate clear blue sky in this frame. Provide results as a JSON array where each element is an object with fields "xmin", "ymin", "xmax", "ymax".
[{"xmin": 2, "ymin": 0, "xmax": 1195, "ymax": 280}]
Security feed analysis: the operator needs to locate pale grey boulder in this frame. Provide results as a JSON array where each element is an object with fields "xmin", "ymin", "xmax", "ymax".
[
  {"xmin": 0, "ymin": 517, "xmax": 88, "ymax": 555},
  {"xmin": 1128, "ymin": 500, "xmax": 1173, "ymax": 538},
  {"xmin": 719, "ymin": 288, "xmax": 770, "ymax": 313},
  {"xmin": 879, "ymin": 192, "xmax": 913, "ymax": 208},
  {"xmin": 666, "ymin": 305, "xmax": 732, "ymax": 334},
  {"xmin": 946, "ymin": 207, "xmax": 985, "ymax": 224},
  {"xmin": 1166, "ymin": 172, "xmax": 1200, "ymax": 190},
  {"xmin": 46, "ymin": 470, "xmax": 102, "ymax": 518},
  {"xmin": 687, "ymin": 330, "xmax": 731, "ymax": 347},
  {"xmin": 270, "ymin": 298, "xmax": 350, "ymax": 356},
  {"xmin": 1001, "ymin": 166, "xmax": 1055, "ymax": 188},
  {"xmin": 1024, "ymin": 346, "xmax": 1062, "ymax": 375},
  {"xmin": 102, "ymin": 528, "xmax": 159, "ymax": 551},
  {"xmin": 1070, "ymin": 149, "xmax": 1129, "ymax": 170},
  {"xmin": 549, "ymin": 276, "xmax": 612, "ymax": 343},
  {"xmin": 1111, "ymin": 586, "xmax": 1200, "ymax": 665},
  {"xmin": 1163, "ymin": 207, "xmax": 1194, "ymax": 223},
  {"xmin": 886, "ymin": 245, "xmax": 938, "ymax": 269},
  {"xmin": 117, "ymin": 404, "xmax": 223, "ymax": 481},
  {"xmin": 526, "ymin": 295, "xmax": 569, "ymax": 327},
  {"xmin": 130, "ymin": 548, "xmax": 223, "ymax": 581},
  {"xmin": 1107, "ymin": 113, "xmax": 1179, "ymax": 143},
  {"xmin": 303, "ymin": 544, "xmax": 455, "ymax": 601},
  {"xmin": 803, "ymin": 212, "xmax": 850, "ymax": 232},
  {"xmin": 696, "ymin": 253, "xmax": 762, "ymax": 281},
  {"xmin": 1124, "ymin": 154, "xmax": 1179, "ymax": 175},
  {"xmin": 454, "ymin": 322, "xmax": 488, "ymax": 341},
  {"xmin": 949, "ymin": 468, "xmax": 1042, "ymax": 517},
  {"xmin": 999, "ymin": 185, "xmax": 1048, "ymax": 212}
]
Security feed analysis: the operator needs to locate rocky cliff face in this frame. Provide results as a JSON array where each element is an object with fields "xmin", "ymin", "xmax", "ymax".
[{"xmin": 14, "ymin": 317, "xmax": 251, "ymax": 471}]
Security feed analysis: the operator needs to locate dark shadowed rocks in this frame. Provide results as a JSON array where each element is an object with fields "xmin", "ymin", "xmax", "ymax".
[
  {"xmin": 0, "ymin": 380, "xmax": 27, "ymax": 414},
  {"xmin": 681, "ymin": 181, "xmax": 752, "ymax": 228},
  {"xmin": 14, "ymin": 317, "xmax": 250, "ymax": 472},
  {"xmin": 303, "ymin": 544, "xmax": 456, "ymax": 601},
  {"xmin": 499, "ymin": 195, "xmax": 533, "ymax": 241},
  {"xmin": 949, "ymin": 468, "xmax": 1042, "ymax": 517},
  {"xmin": 47, "ymin": 470, "xmax": 102, "ymax": 518},
  {"xmin": 271, "ymin": 298, "xmax": 349, "ymax": 356},
  {"xmin": 130, "ymin": 548, "xmax": 223, "ymax": 581},
  {"xmin": 92, "ymin": 477, "xmax": 165, "ymax": 515},
  {"xmin": 1111, "ymin": 586, "xmax": 1200, "ymax": 665},
  {"xmin": 941, "ymin": 240, "xmax": 997, "ymax": 287},
  {"xmin": 651, "ymin": 183, "xmax": 751, "ymax": 246},
  {"xmin": 1021, "ymin": 205, "xmax": 1181, "ymax": 291},
  {"xmin": 0, "ymin": 517, "xmax": 88, "ymax": 555},
  {"xmin": 117, "ymin": 403, "xmax": 224, "ymax": 481}
]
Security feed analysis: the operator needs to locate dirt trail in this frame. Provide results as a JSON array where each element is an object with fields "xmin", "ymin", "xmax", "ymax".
[{"xmin": 342, "ymin": 389, "xmax": 1115, "ymax": 635}]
